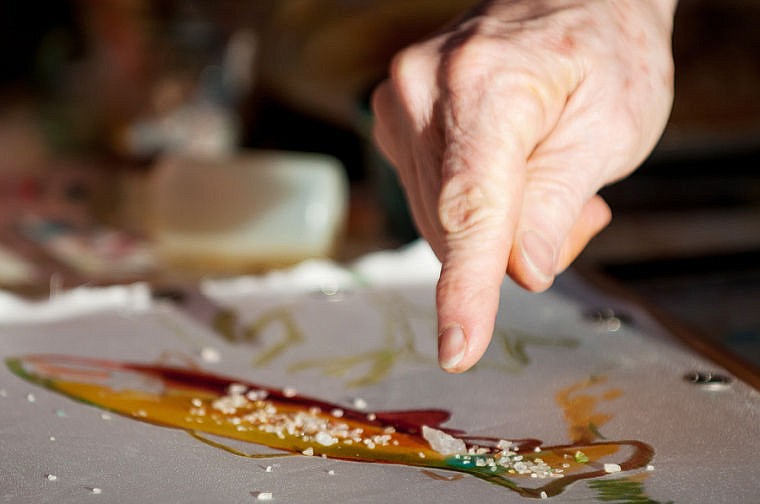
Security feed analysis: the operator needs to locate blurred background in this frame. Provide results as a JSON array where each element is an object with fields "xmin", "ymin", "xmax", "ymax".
[{"xmin": 0, "ymin": 0, "xmax": 758, "ymax": 368}]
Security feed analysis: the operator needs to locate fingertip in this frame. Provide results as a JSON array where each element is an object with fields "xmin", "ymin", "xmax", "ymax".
[
  {"xmin": 517, "ymin": 229, "xmax": 556, "ymax": 290},
  {"xmin": 554, "ymin": 195, "xmax": 612, "ymax": 273},
  {"xmin": 437, "ymin": 323, "xmax": 493, "ymax": 373},
  {"xmin": 436, "ymin": 259, "xmax": 502, "ymax": 373},
  {"xmin": 506, "ymin": 229, "xmax": 556, "ymax": 293},
  {"xmin": 438, "ymin": 324, "xmax": 466, "ymax": 372}
]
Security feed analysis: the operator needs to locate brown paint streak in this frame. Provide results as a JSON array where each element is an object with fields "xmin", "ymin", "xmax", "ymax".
[{"xmin": 421, "ymin": 470, "xmax": 465, "ymax": 481}]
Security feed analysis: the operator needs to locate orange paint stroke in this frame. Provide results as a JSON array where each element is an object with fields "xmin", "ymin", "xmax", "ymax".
[{"xmin": 556, "ymin": 376, "xmax": 623, "ymax": 444}]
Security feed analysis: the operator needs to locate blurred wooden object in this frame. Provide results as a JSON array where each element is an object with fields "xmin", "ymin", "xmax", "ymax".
[{"xmin": 257, "ymin": 0, "xmax": 479, "ymax": 129}]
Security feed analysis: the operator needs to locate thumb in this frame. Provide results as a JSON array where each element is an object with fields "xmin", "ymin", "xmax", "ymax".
[{"xmin": 508, "ymin": 149, "xmax": 609, "ymax": 291}]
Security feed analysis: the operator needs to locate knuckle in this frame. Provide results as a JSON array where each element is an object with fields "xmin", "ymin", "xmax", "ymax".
[
  {"xmin": 389, "ymin": 45, "xmax": 426, "ymax": 91},
  {"xmin": 438, "ymin": 175, "xmax": 501, "ymax": 236}
]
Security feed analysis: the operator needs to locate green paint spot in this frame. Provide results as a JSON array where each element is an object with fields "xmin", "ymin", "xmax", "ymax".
[
  {"xmin": 588, "ymin": 477, "xmax": 674, "ymax": 504},
  {"xmin": 574, "ymin": 450, "xmax": 590, "ymax": 464}
]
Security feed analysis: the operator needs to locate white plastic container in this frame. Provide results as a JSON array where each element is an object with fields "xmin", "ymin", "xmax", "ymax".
[{"xmin": 148, "ymin": 150, "xmax": 348, "ymax": 272}]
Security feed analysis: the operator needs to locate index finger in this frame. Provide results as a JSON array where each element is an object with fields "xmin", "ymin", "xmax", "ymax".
[{"xmin": 434, "ymin": 40, "xmax": 573, "ymax": 372}]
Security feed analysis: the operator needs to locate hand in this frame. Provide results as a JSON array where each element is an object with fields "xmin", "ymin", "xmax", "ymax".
[{"xmin": 372, "ymin": 0, "xmax": 676, "ymax": 372}]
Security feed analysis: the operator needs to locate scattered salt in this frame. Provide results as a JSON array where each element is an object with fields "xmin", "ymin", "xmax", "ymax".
[
  {"xmin": 247, "ymin": 390, "xmax": 268, "ymax": 401},
  {"xmin": 604, "ymin": 463, "xmax": 622, "ymax": 473},
  {"xmin": 646, "ymin": 465, "xmax": 655, "ymax": 471},
  {"xmin": 330, "ymin": 408, "xmax": 344, "ymax": 418},
  {"xmin": 283, "ymin": 387, "xmax": 297, "ymax": 398},
  {"xmin": 26, "ymin": 393, "xmax": 36, "ymax": 403},
  {"xmin": 302, "ymin": 447, "xmax": 314, "ymax": 456},
  {"xmin": 366, "ymin": 413, "xmax": 376, "ymax": 421},
  {"xmin": 46, "ymin": 474, "xmax": 57, "ymax": 481},
  {"xmin": 265, "ymin": 466, "xmax": 273, "ymax": 473},
  {"xmin": 540, "ymin": 491, "xmax": 548, "ymax": 499},
  {"xmin": 254, "ymin": 491, "xmax": 273, "ymax": 501},
  {"xmin": 49, "ymin": 436, "xmax": 56, "ymax": 441},
  {"xmin": 89, "ymin": 487, "xmax": 102, "ymax": 494},
  {"xmin": 327, "ymin": 470, "xmax": 335, "ymax": 475},
  {"xmin": 352, "ymin": 398, "xmax": 367, "ymax": 410}
]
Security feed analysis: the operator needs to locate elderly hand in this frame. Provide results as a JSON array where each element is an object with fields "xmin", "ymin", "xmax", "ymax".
[{"xmin": 372, "ymin": 0, "xmax": 676, "ymax": 372}]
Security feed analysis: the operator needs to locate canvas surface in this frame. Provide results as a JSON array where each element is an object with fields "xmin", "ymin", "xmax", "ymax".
[{"xmin": 1, "ymin": 269, "xmax": 758, "ymax": 503}]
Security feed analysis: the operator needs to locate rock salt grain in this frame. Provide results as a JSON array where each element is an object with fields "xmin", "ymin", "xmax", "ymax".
[
  {"xmin": 422, "ymin": 426, "xmax": 466, "ymax": 455},
  {"xmin": 604, "ymin": 463, "xmax": 622, "ymax": 473},
  {"xmin": 200, "ymin": 346, "xmax": 221, "ymax": 363}
]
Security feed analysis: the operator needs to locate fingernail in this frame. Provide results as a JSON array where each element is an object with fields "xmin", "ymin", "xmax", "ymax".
[
  {"xmin": 521, "ymin": 230, "xmax": 555, "ymax": 285},
  {"xmin": 439, "ymin": 325, "xmax": 466, "ymax": 371}
]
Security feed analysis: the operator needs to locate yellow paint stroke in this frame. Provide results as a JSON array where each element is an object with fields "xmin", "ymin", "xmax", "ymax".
[{"xmin": 556, "ymin": 376, "xmax": 623, "ymax": 444}]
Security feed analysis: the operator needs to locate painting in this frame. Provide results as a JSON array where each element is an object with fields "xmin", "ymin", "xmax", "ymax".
[{"xmin": 0, "ymin": 262, "xmax": 758, "ymax": 503}]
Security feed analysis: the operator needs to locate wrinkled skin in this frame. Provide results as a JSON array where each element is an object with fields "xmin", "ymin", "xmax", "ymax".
[{"xmin": 372, "ymin": 0, "xmax": 676, "ymax": 372}]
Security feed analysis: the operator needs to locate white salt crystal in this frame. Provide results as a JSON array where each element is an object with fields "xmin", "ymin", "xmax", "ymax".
[
  {"xmin": 352, "ymin": 397, "xmax": 367, "ymax": 410},
  {"xmin": 46, "ymin": 474, "xmax": 57, "ymax": 481},
  {"xmin": 26, "ymin": 393, "xmax": 36, "ymax": 403},
  {"xmin": 254, "ymin": 492, "xmax": 273, "ymax": 501},
  {"xmin": 89, "ymin": 487, "xmax": 102, "ymax": 494},
  {"xmin": 302, "ymin": 447, "xmax": 314, "ymax": 456},
  {"xmin": 315, "ymin": 432, "xmax": 338, "ymax": 447},
  {"xmin": 422, "ymin": 425, "xmax": 467, "ymax": 455},
  {"xmin": 283, "ymin": 387, "xmax": 297, "ymax": 398},
  {"xmin": 228, "ymin": 383, "xmax": 247, "ymax": 395},
  {"xmin": 200, "ymin": 346, "xmax": 221, "ymax": 363},
  {"xmin": 604, "ymin": 463, "xmax": 622, "ymax": 473}
]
